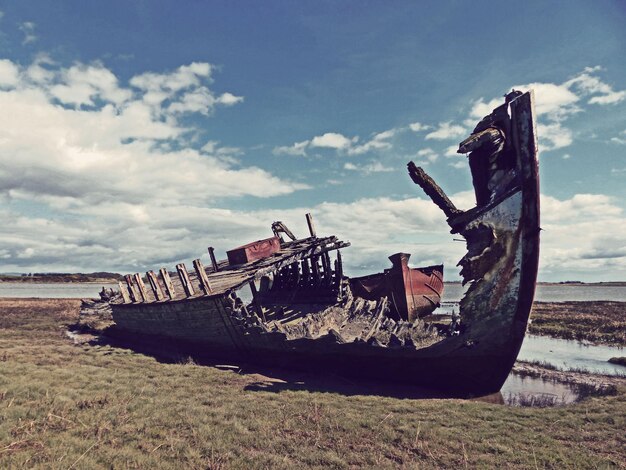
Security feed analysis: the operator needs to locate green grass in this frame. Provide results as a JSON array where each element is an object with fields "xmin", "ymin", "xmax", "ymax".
[{"xmin": 1, "ymin": 298, "xmax": 625, "ymax": 469}]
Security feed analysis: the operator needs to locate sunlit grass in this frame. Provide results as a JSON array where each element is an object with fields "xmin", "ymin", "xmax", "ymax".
[{"xmin": 0, "ymin": 298, "xmax": 625, "ymax": 469}]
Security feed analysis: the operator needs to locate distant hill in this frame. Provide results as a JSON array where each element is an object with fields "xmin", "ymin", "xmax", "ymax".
[{"xmin": 0, "ymin": 272, "xmax": 123, "ymax": 283}]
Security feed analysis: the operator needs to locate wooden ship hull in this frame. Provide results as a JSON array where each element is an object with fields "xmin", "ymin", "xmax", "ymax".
[{"xmin": 101, "ymin": 91, "xmax": 539, "ymax": 396}]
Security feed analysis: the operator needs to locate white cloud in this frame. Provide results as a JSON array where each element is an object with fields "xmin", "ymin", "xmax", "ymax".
[
  {"xmin": 539, "ymin": 193, "xmax": 626, "ymax": 279},
  {"xmin": 416, "ymin": 148, "xmax": 438, "ymax": 163},
  {"xmin": 409, "ymin": 122, "xmax": 430, "ymax": 132},
  {"xmin": 565, "ymin": 67, "xmax": 626, "ymax": 105},
  {"xmin": 0, "ymin": 59, "xmax": 19, "ymax": 87},
  {"xmin": 610, "ymin": 130, "xmax": 626, "ymax": 145},
  {"xmin": 49, "ymin": 62, "xmax": 132, "ymax": 106},
  {"xmin": 0, "ymin": 57, "xmax": 309, "ymax": 273},
  {"xmin": 444, "ymin": 145, "xmax": 460, "ymax": 157},
  {"xmin": 276, "ymin": 127, "xmax": 399, "ymax": 158},
  {"xmin": 19, "ymin": 21, "xmax": 37, "ymax": 44},
  {"xmin": 347, "ymin": 129, "xmax": 395, "ymax": 155},
  {"xmin": 273, "ymin": 140, "xmax": 310, "ymax": 156},
  {"xmin": 343, "ymin": 161, "xmax": 393, "ymax": 174},
  {"xmin": 562, "ymin": 154, "xmax": 571, "ymax": 160},
  {"xmin": 469, "ymin": 67, "xmax": 625, "ymax": 154},
  {"xmin": 310, "ymin": 132, "xmax": 353, "ymax": 150},
  {"xmin": 218, "ymin": 92, "xmax": 244, "ymax": 106},
  {"xmin": 425, "ymin": 122, "xmax": 466, "ymax": 140},
  {"xmin": 537, "ymin": 122, "xmax": 573, "ymax": 150}
]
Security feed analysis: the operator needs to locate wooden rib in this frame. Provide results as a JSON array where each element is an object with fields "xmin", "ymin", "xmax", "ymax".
[
  {"xmin": 176, "ymin": 263, "xmax": 195, "ymax": 297},
  {"xmin": 193, "ymin": 259, "xmax": 212, "ymax": 295},
  {"xmin": 124, "ymin": 274, "xmax": 139, "ymax": 303},
  {"xmin": 133, "ymin": 273, "xmax": 148, "ymax": 302},
  {"xmin": 146, "ymin": 270, "xmax": 165, "ymax": 301},
  {"xmin": 305, "ymin": 212, "xmax": 317, "ymax": 238},
  {"xmin": 159, "ymin": 268, "xmax": 176, "ymax": 300},
  {"xmin": 118, "ymin": 281, "xmax": 131, "ymax": 304},
  {"xmin": 208, "ymin": 247, "xmax": 219, "ymax": 272}
]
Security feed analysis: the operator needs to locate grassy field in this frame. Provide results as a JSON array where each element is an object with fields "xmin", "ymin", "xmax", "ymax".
[
  {"xmin": 0, "ymin": 298, "xmax": 625, "ymax": 469},
  {"xmin": 529, "ymin": 301, "xmax": 626, "ymax": 346}
]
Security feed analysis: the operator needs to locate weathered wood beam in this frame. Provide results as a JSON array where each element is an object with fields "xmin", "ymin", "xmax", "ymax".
[
  {"xmin": 176, "ymin": 263, "xmax": 195, "ymax": 297},
  {"xmin": 124, "ymin": 274, "xmax": 139, "ymax": 303},
  {"xmin": 193, "ymin": 259, "xmax": 212, "ymax": 295},
  {"xmin": 118, "ymin": 281, "xmax": 131, "ymax": 304},
  {"xmin": 311, "ymin": 255, "xmax": 321, "ymax": 287},
  {"xmin": 159, "ymin": 268, "xmax": 175, "ymax": 300},
  {"xmin": 407, "ymin": 161, "xmax": 463, "ymax": 218},
  {"xmin": 133, "ymin": 273, "xmax": 148, "ymax": 302},
  {"xmin": 207, "ymin": 247, "xmax": 219, "ymax": 272},
  {"xmin": 305, "ymin": 213, "xmax": 317, "ymax": 238},
  {"xmin": 146, "ymin": 270, "xmax": 165, "ymax": 301}
]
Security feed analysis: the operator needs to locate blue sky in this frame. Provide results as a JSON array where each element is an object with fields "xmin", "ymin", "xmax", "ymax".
[{"xmin": 0, "ymin": 1, "xmax": 624, "ymax": 281}]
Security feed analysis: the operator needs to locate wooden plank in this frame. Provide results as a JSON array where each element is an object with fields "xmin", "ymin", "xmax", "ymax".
[
  {"xmin": 310, "ymin": 256, "xmax": 321, "ymax": 287},
  {"xmin": 124, "ymin": 274, "xmax": 139, "ymax": 303},
  {"xmin": 133, "ymin": 273, "xmax": 148, "ymax": 302},
  {"xmin": 407, "ymin": 162, "xmax": 462, "ymax": 218},
  {"xmin": 208, "ymin": 247, "xmax": 219, "ymax": 272},
  {"xmin": 159, "ymin": 268, "xmax": 176, "ymax": 300},
  {"xmin": 118, "ymin": 281, "xmax": 131, "ymax": 304},
  {"xmin": 305, "ymin": 212, "xmax": 317, "ymax": 238},
  {"xmin": 146, "ymin": 270, "xmax": 165, "ymax": 301},
  {"xmin": 193, "ymin": 259, "xmax": 212, "ymax": 295},
  {"xmin": 176, "ymin": 263, "xmax": 195, "ymax": 297}
]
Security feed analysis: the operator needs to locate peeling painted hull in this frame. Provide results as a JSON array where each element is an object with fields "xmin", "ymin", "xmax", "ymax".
[{"xmin": 106, "ymin": 91, "xmax": 539, "ymax": 396}]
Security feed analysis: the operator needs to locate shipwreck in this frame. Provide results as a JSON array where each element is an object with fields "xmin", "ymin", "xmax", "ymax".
[{"xmin": 87, "ymin": 90, "xmax": 539, "ymax": 395}]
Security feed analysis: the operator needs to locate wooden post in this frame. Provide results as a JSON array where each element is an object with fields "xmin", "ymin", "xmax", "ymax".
[
  {"xmin": 335, "ymin": 250, "xmax": 344, "ymax": 297},
  {"xmin": 193, "ymin": 259, "xmax": 212, "ymax": 295},
  {"xmin": 159, "ymin": 268, "xmax": 175, "ymax": 300},
  {"xmin": 301, "ymin": 259, "xmax": 310, "ymax": 287},
  {"xmin": 322, "ymin": 251, "xmax": 332, "ymax": 285},
  {"xmin": 176, "ymin": 263, "xmax": 195, "ymax": 297},
  {"xmin": 208, "ymin": 247, "xmax": 219, "ymax": 272},
  {"xmin": 310, "ymin": 256, "xmax": 321, "ymax": 287},
  {"xmin": 336, "ymin": 250, "xmax": 343, "ymax": 282},
  {"xmin": 118, "ymin": 281, "xmax": 131, "ymax": 303},
  {"xmin": 305, "ymin": 213, "xmax": 317, "ymax": 238},
  {"xmin": 249, "ymin": 280, "xmax": 266, "ymax": 322},
  {"xmin": 146, "ymin": 270, "xmax": 165, "ymax": 301},
  {"xmin": 133, "ymin": 273, "xmax": 148, "ymax": 302},
  {"xmin": 124, "ymin": 274, "xmax": 139, "ymax": 303}
]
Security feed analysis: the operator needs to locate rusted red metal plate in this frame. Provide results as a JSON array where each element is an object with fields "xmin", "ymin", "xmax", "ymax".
[
  {"xmin": 350, "ymin": 253, "xmax": 444, "ymax": 320},
  {"xmin": 227, "ymin": 236, "xmax": 281, "ymax": 265}
]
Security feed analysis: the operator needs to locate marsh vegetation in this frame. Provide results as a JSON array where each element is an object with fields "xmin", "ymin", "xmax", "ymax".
[{"xmin": 0, "ymin": 298, "xmax": 624, "ymax": 468}]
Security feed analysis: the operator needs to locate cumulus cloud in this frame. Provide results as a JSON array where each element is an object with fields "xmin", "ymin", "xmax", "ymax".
[
  {"xmin": 0, "ymin": 59, "xmax": 19, "ymax": 87},
  {"xmin": 347, "ymin": 129, "xmax": 396, "ymax": 155},
  {"xmin": 469, "ymin": 67, "xmax": 625, "ymax": 153},
  {"xmin": 0, "ymin": 57, "xmax": 309, "ymax": 271},
  {"xmin": 310, "ymin": 132, "xmax": 353, "ymax": 150},
  {"xmin": 425, "ymin": 122, "xmax": 466, "ymax": 140},
  {"xmin": 409, "ymin": 122, "xmax": 430, "ymax": 132},
  {"xmin": 275, "ymin": 128, "xmax": 397, "ymax": 157},
  {"xmin": 273, "ymin": 140, "xmax": 310, "ymax": 156},
  {"xmin": 416, "ymin": 148, "xmax": 439, "ymax": 163},
  {"xmin": 539, "ymin": 193, "xmax": 626, "ymax": 279}
]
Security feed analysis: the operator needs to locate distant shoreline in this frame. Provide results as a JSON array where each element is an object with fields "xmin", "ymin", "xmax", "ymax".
[
  {"xmin": 2, "ymin": 276, "xmax": 625, "ymax": 286},
  {"xmin": 0, "ymin": 274, "xmax": 121, "ymax": 284}
]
